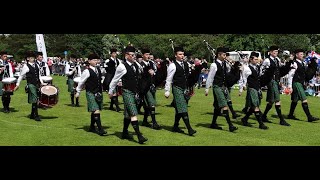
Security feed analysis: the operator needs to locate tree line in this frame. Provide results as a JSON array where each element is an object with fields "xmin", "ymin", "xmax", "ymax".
[{"xmin": 0, "ymin": 34, "xmax": 319, "ymax": 62}]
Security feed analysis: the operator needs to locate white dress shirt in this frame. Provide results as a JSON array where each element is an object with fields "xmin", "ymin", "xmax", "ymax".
[
  {"xmin": 108, "ymin": 60, "xmax": 137, "ymax": 95},
  {"xmin": 287, "ymin": 59, "xmax": 305, "ymax": 88},
  {"xmin": 76, "ymin": 65, "xmax": 99, "ymax": 94},
  {"xmin": 16, "ymin": 62, "xmax": 44, "ymax": 86},
  {"xmin": 164, "ymin": 60, "xmax": 185, "ymax": 92}
]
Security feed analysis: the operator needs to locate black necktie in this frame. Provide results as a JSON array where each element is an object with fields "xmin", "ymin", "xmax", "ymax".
[{"xmin": 181, "ymin": 62, "xmax": 184, "ymax": 70}]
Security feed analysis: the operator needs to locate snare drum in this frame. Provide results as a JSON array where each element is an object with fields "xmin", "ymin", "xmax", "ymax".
[
  {"xmin": 73, "ymin": 77, "xmax": 85, "ymax": 90},
  {"xmin": 2, "ymin": 77, "xmax": 17, "ymax": 92},
  {"xmin": 40, "ymin": 76, "xmax": 53, "ymax": 85},
  {"xmin": 39, "ymin": 85, "xmax": 59, "ymax": 107}
]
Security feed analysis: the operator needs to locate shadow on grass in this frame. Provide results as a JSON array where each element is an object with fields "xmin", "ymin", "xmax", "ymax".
[
  {"xmin": 5, "ymin": 108, "xmax": 19, "ymax": 112},
  {"xmin": 39, "ymin": 115, "xmax": 59, "ymax": 119},
  {"xmin": 113, "ymin": 131, "xmax": 137, "ymax": 143},
  {"xmin": 64, "ymin": 104, "xmax": 84, "ymax": 107}
]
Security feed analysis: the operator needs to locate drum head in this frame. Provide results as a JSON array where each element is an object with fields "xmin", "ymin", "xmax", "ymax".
[
  {"xmin": 2, "ymin": 77, "xmax": 17, "ymax": 83},
  {"xmin": 41, "ymin": 85, "xmax": 58, "ymax": 95}
]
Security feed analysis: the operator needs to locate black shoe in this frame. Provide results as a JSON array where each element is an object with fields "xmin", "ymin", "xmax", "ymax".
[
  {"xmin": 88, "ymin": 126, "xmax": 97, "ymax": 133},
  {"xmin": 29, "ymin": 114, "xmax": 35, "ymax": 119},
  {"xmin": 280, "ymin": 120, "xmax": 291, "ymax": 126},
  {"xmin": 35, "ymin": 116, "xmax": 41, "ymax": 121},
  {"xmin": 116, "ymin": 107, "xmax": 121, "ymax": 112},
  {"xmin": 259, "ymin": 124, "xmax": 268, "ymax": 130},
  {"xmin": 97, "ymin": 129, "xmax": 107, "ymax": 136},
  {"xmin": 229, "ymin": 126, "xmax": 238, "ymax": 132},
  {"xmin": 172, "ymin": 126, "xmax": 184, "ymax": 133},
  {"xmin": 151, "ymin": 123, "xmax": 161, "ymax": 130},
  {"xmin": 308, "ymin": 117, "xmax": 320, "ymax": 122},
  {"xmin": 71, "ymin": 103, "xmax": 75, "ymax": 107},
  {"xmin": 241, "ymin": 118, "xmax": 252, "ymax": 127},
  {"xmin": 210, "ymin": 123, "xmax": 223, "ymax": 130},
  {"xmin": 232, "ymin": 114, "xmax": 241, "ymax": 119},
  {"xmin": 121, "ymin": 132, "xmax": 134, "ymax": 140},
  {"xmin": 138, "ymin": 135, "xmax": 148, "ymax": 144},
  {"xmin": 75, "ymin": 103, "xmax": 80, "ymax": 107},
  {"xmin": 141, "ymin": 121, "xmax": 151, "ymax": 127},
  {"xmin": 188, "ymin": 129, "xmax": 197, "ymax": 136},
  {"xmin": 3, "ymin": 109, "xmax": 9, "ymax": 113},
  {"xmin": 262, "ymin": 115, "xmax": 272, "ymax": 123},
  {"xmin": 109, "ymin": 107, "xmax": 116, "ymax": 111},
  {"xmin": 287, "ymin": 115, "xmax": 299, "ymax": 120}
]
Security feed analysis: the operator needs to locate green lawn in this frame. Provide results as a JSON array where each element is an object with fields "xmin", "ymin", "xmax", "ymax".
[{"xmin": 1, "ymin": 75, "xmax": 320, "ymax": 146}]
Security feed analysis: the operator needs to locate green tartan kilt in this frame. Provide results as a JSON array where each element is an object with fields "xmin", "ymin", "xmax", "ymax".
[
  {"xmin": 291, "ymin": 82, "xmax": 307, "ymax": 102},
  {"xmin": 67, "ymin": 78, "xmax": 75, "ymax": 94},
  {"xmin": 122, "ymin": 89, "xmax": 138, "ymax": 118},
  {"xmin": 246, "ymin": 88, "xmax": 261, "ymax": 108},
  {"xmin": 172, "ymin": 86, "xmax": 188, "ymax": 113},
  {"xmin": 86, "ymin": 91, "xmax": 103, "ymax": 112},
  {"xmin": 212, "ymin": 85, "xmax": 229, "ymax": 108},
  {"xmin": 266, "ymin": 80, "xmax": 280, "ymax": 103},
  {"xmin": 144, "ymin": 90, "xmax": 156, "ymax": 107},
  {"xmin": 28, "ymin": 84, "xmax": 39, "ymax": 104}
]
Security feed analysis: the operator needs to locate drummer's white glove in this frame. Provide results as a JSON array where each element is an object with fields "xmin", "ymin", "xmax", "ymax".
[
  {"xmin": 205, "ymin": 89, "xmax": 209, "ymax": 96},
  {"xmin": 164, "ymin": 91, "xmax": 170, "ymax": 98},
  {"xmin": 75, "ymin": 92, "xmax": 80, "ymax": 98}
]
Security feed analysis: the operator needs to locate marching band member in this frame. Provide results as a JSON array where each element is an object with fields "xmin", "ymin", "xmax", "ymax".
[
  {"xmin": 75, "ymin": 53, "xmax": 107, "ymax": 136},
  {"xmin": 36, "ymin": 52, "xmax": 50, "ymax": 77},
  {"xmin": 0, "ymin": 51, "xmax": 14, "ymax": 113},
  {"xmin": 139, "ymin": 48, "xmax": 161, "ymax": 130},
  {"xmin": 239, "ymin": 52, "xmax": 268, "ymax": 129},
  {"xmin": 103, "ymin": 48, "xmax": 121, "ymax": 112},
  {"xmin": 15, "ymin": 51, "xmax": 45, "ymax": 121},
  {"xmin": 259, "ymin": 46, "xmax": 291, "ymax": 126},
  {"xmin": 65, "ymin": 54, "xmax": 82, "ymax": 107},
  {"xmin": 205, "ymin": 47, "xmax": 238, "ymax": 132},
  {"xmin": 164, "ymin": 47, "xmax": 197, "ymax": 136},
  {"xmin": 109, "ymin": 46, "xmax": 148, "ymax": 144},
  {"xmin": 287, "ymin": 49, "xmax": 319, "ymax": 122}
]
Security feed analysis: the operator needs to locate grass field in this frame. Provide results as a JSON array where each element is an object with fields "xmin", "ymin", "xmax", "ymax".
[{"xmin": 1, "ymin": 75, "xmax": 320, "ymax": 146}]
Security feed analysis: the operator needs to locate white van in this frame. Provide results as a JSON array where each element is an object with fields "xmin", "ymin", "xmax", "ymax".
[{"xmin": 227, "ymin": 51, "xmax": 262, "ymax": 61}]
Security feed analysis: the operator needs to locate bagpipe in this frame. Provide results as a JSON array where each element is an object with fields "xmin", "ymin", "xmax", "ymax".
[{"xmin": 305, "ymin": 57, "xmax": 318, "ymax": 82}]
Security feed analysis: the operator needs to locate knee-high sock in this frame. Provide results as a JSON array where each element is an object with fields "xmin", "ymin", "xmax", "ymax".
[
  {"xmin": 109, "ymin": 97, "xmax": 114, "ymax": 108},
  {"xmin": 174, "ymin": 113, "xmax": 181, "ymax": 128},
  {"xmin": 211, "ymin": 108, "xmax": 220, "ymax": 125},
  {"xmin": 93, "ymin": 113, "xmax": 103, "ymax": 131},
  {"xmin": 182, "ymin": 112, "xmax": 192, "ymax": 131},
  {"xmin": 114, "ymin": 96, "xmax": 120, "ymax": 109},
  {"xmin": 243, "ymin": 108, "xmax": 254, "ymax": 121},
  {"xmin": 143, "ymin": 107, "xmax": 149, "ymax": 122},
  {"xmin": 263, "ymin": 103, "xmax": 273, "ymax": 117},
  {"xmin": 150, "ymin": 106, "xmax": 157, "ymax": 125},
  {"xmin": 90, "ymin": 113, "xmax": 95, "ymax": 128},
  {"xmin": 131, "ymin": 120, "xmax": 142, "ymax": 136},
  {"xmin": 254, "ymin": 111, "xmax": 264, "ymax": 125},
  {"xmin": 70, "ymin": 94, "xmax": 74, "ymax": 104},
  {"xmin": 302, "ymin": 102, "xmax": 312, "ymax": 118},
  {"xmin": 123, "ymin": 118, "xmax": 131, "ymax": 133},
  {"xmin": 275, "ymin": 105, "xmax": 285, "ymax": 122},
  {"xmin": 288, "ymin": 101, "xmax": 298, "ymax": 116},
  {"xmin": 227, "ymin": 101, "xmax": 236, "ymax": 116},
  {"xmin": 222, "ymin": 109, "xmax": 233, "ymax": 127},
  {"xmin": 76, "ymin": 97, "xmax": 79, "ymax": 105}
]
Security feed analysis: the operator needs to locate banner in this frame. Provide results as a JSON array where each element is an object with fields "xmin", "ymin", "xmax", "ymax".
[{"xmin": 36, "ymin": 34, "xmax": 48, "ymax": 63}]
